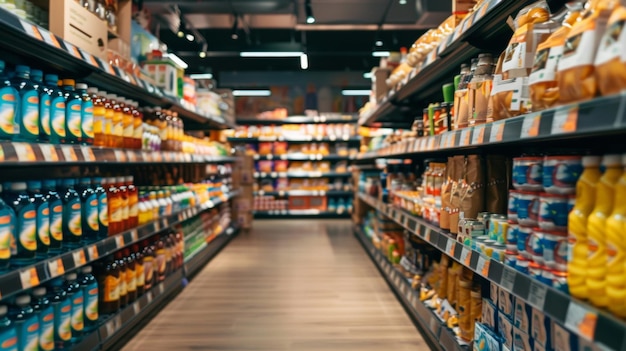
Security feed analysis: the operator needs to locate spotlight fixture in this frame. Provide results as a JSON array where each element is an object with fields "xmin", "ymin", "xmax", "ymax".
[
  {"xmin": 231, "ymin": 15, "xmax": 239, "ymax": 40},
  {"xmin": 305, "ymin": 0, "xmax": 315, "ymax": 24},
  {"xmin": 186, "ymin": 33, "xmax": 195, "ymax": 41},
  {"xmin": 177, "ymin": 30, "xmax": 184, "ymax": 38},
  {"xmin": 300, "ymin": 54, "xmax": 309, "ymax": 70},
  {"xmin": 375, "ymin": 40, "xmax": 383, "ymax": 47},
  {"xmin": 199, "ymin": 51, "xmax": 207, "ymax": 58},
  {"xmin": 399, "ymin": 0, "xmax": 407, "ymax": 4}
]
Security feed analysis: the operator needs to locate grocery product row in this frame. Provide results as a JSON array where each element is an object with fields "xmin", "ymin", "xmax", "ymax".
[
  {"xmin": 235, "ymin": 114, "xmax": 358, "ymax": 126},
  {"xmin": 254, "ymin": 195, "xmax": 353, "ymax": 214},
  {"xmin": 243, "ymin": 142, "xmax": 358, "ymax": 159},
  {"xmin": 229, "ymin": 123, "xmax": 358, "ymax": 140},
  {"xmin": 255, "ymin": 177, "xmax": 353, "ymax": 193}
]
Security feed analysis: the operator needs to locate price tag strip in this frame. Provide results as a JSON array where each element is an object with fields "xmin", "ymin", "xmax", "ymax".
[
  {"xmin": 521, "ymin": 113, "xmax": 542, "ymax": 138},
  {"xmin": 552, "ymin": 105, "xmax": 578, "ymax": 134}
]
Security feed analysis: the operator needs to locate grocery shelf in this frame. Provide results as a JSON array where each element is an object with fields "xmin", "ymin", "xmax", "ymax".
[
  {"xmin": 0, "ymin": 7, "xmax": 232, "ymax": 130},
  {"xmin": 253, "ymin": 154, "xmax": 354, "ymax": 161},
  {"xmin": 0, "ymin": 141, "xmax": 236, "ymax": 166},
  {"xmin": 0, "ymin": 191, "xmax": 239, "ymax": 303},
  {"xmin": 236, "ymin": 114, "xmax": 359, "ymax": 125},
  {"xmin": 357, "ymin": 93, "xmax": 626, "ymax": 161},
  {"xmin": 254, "ymin": 190, "xmax": 353, "ymax": 197},
  {"xmin": 253, "ymin": 210, "xmax": 351, "ymax": 219},
  {"xmin": 254, "ymin": 171, "xmax": 352, "ymax": 179},
  {"xmin": 228, "ymin": 136, "xmax": 360, "ymax": 143},
  {"xmin": 358, "ymin": 192, "xmax": 626, "ymax": 351},
  {"xmin": 353, "ymin": 225, "xmax": 467, "ymax": 351}
]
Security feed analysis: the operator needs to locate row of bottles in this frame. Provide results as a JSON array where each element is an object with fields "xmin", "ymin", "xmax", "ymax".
[{"xmin": 142, "ymin": 107, "xmax": 185, "ymax": 152}]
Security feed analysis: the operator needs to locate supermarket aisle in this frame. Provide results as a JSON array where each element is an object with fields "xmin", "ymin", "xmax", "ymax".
[{"xmin": 122, "ymin": 220, "xmax": 427, "ymax": 351}]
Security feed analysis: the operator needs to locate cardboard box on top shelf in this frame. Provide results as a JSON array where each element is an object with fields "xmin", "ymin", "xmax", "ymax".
[
  {"xmin": 48, "ymin": 0, "xmax": 108, "ymax": 58},
  {"xmin": 373, "ymin": 67, "xmax": 391, "ymax": 103},
  {"xmin": 453, "ymin": 0, "xmax": 476, "ymax": 13}
]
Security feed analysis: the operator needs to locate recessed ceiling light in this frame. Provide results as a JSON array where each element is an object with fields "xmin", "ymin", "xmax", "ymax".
[
  {"xmin": 399, "ymin": 0, "xmax": 407, "ymax": 4},
  {"xmin": 199, "ymin": 51, "xmax": 207, "ymax": 58},
  {"xmin": 190, "ymin": 73, "xmax": 214, "ymax": 80},
  {"xmin": 363, "ymin": 72, "xmax": 373, "ymax": 79},
  {"xmin": 300, "ymin": 54, "xmax": 309, "ymax": 70},
  {"xmin": 177, "ymin": 30, "xmax": 184, "ymax": 38},
  {"xmin": 186, "ymin": 33, "xmax": 195, "ymax": 41},
  {"xmin": 233, "ymin": 90, "xmax": 272, "ymax": 97},
  {"xmin": 342, "ymin": 89, "xmax": 371, "ymax": 96},
  {"xmin": 240, "ymin": 51, "xmax": 304, "ymax": 57},
  {"xmin": 375, "ymin": 40, "xmax": 383, "ymax": 47},
  {"xmin": 372, "ymin": 51, "xmax": 390, "ymax": 57}
]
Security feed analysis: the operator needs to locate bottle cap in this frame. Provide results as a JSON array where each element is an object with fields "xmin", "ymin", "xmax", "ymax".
[
  {"xmin": 0, "ymin": 305, "xmax": 7, "ymax": 316},
  {"xmin": 0, "ymin": 60, "xmax": 4, "ymax": 71},
  {"xmin": 602, "ymin": 154, "xmax": 622, "ymax": 167},
  {"xmin": 26, "ymin": 180, "xmax": 42, "ymax": 190},
  {"xmin": 81, "ymin": 265, "xmax": 92, "ymax": 274},
  {"xmin": 31, "ymin": 69, "xmax": 43, "ymax": 81},
  {"xmin": 76, "ymin": 83, "xmax": 88, "ymax": 90},
  {"xmin": 65, "ymin": 272, "xmax": 77, "ymax": 281},
  {"xmin": 79, "ymin": 177, "xmax": 91, "ymax": 185},
  {"xmin": 582, "ymin": 156, "xmax": 601, "ymax": 167},
  {"xmin": 32, "ymin": 286, "xmax": 46, "ymax": 297},
  {"xmin": 44, "ymin": 74, "xmax": 58, "ymax": 84},
  {"xmin": 125, "ymin": 176, "xmax": 133, "ymax": 183},
  {"xmin": 92, "ymin": 177, "xmax": 103, "ymax": 185},
  {"xmin": 61, "ymin": 178, "xmax": 75, "ymax": 187},
  {"xmin": 15, "ymin": 294, "xmax": 31, "ymax": 306},
  {"xmin": 99, "ymin": 90, "xmax": 107, "ymax": 97},
  {"xmin": 87, "ymin": 87, "xmax": 98, "ymax": 94},
  {"xmin": 10, "ymin": 182, "xmax": 27, "ymax": 191},
  {"xmin": 107, "ymin": 177, "xmax": 117, "ymax": 185},
  {"xmin": 107, "ymin": 94, "xmax": 118, "ymax": 101},
  {"xmin": 42, "ymin": 179, "xmax": 56, "ymax": 189},
  {"xmin": 15, "ymin": 65, "xmax": 30, "ymax": 75},
  {"xmin": 117, "ymin": 176, "xmax": 125, "ymax": 184},
  {"xmin": 62, "ymin": 79, "xmax": 75, "ymax": 86}
]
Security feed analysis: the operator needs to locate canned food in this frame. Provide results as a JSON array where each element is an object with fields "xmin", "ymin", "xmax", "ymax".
[
  {"xmin": 508, "ymin": 191, "xmax": 519, "ymax": 222},
  {"xmin": 517, "ymin": 191, "xmax": 540, "ymax": 226},
  {"xmin": 457, "ymin": 217, "xmax": 468, "ymax": 238},
  {"xmin": 536, "ymin": 228, "xmax": 567, "ymax": 271},
  {"xmin": 480, "ymin": 239, "xmax": 497, "ymax": 255},
  {"xmin": 505, "ymin": 250, "xmax": 517, "ymax": 267},
  {"xmin": 517, "ymin": 226, "xmax": 533, "ymax": 259},
  {"xmin": 490, "ymin": 244, "xmax": 506, "ymax": 262},
  {"xmin": 529, "ymin": 261, "xmax": 543, "ymax": 281},
  {"xmin": 539, "ymin": 269, "xmax": 554, "ymax": 287},
  {"xmin": 472, "ymin": 235, "xmax": 490, "ymax": 251},
  {"xmin": 529, "ymin": 230, "xmax": 545, "ymax": 265},
  {"xmin": 552, "ymin": 270, "xmax": 569, "ymax": 294},
  {"xmin": 539, "ymin": 193, "xmax": 570, "ymax": 230},
  {"xmin": 489, "ymin": 215, "xmax": 507, "ymax": 242},
  {"xmin": 515, "ymin": 256, "xmax": 530, "ymax": 274},
  {"xmin": 506, "ymin": 222, "xmax": 519, "ymax": 251},
  {"xmin": 543, "ymin": 156, "xmax": 583, "ymax": 195},
  {"xmin": 513, "ymin": 157, "xmax": 544, "ymax": 191},
  {"xmin": 466, "ymin": 220, "xmax": 486, "ymax": 237}
]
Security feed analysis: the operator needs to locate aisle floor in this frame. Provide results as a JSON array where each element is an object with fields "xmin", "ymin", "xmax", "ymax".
[{"xmin": 122, "ymin": 220, "xmax": 428, "ymax": 351}]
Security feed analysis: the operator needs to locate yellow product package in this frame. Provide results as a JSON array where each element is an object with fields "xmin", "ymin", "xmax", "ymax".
[
  {"xmin": 595, "ymin": 4, "xmax": 626, "ymax": 96},
  {"xmin": 488, "ymin": 54, "xmax": 532, "ymax": 121},
  {"xmin": 557, "ymin": 0, "xmax": 616, "ymax": 104}
]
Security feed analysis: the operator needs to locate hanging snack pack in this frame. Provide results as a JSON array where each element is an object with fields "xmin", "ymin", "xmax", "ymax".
[
  {"xmin": 557, "ymin": 0, "xmax": 616, "ymax": 104},
  {"xmin": 595, "ymin": 1, "xmax": 626, "ymax": 96},
  {"xmin": 529, "ymin": 2, "xmax": 584, "ymax": 111}
]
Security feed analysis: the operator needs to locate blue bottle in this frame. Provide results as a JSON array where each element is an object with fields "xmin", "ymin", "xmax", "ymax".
[
  {"xmin": 57, "ymin": 179, "xmax": 81, "ymax": 249},
  {"xmin": 26, "ymin": 181, "xmax": 49, "ymax": 259},
  {"xmin": 31, "ymin": 70, "xmax": 49, "ymax": 142},
  {"xmin": 45, "ymin": 75, "xmax": 65, "ymax": 144},
  {"xmin": 46, "ymin": 279, "xmax": 71, "ymax": 347},
  {"xmin": 62, "ymin": 80, "xmax": 81, "ymax": 144},
  {"xmin": 31, "ymin": 287, "xmax": 54, "ymax": 351},
  {"xmin": 0, "ymin": 304, "xmax": 17, "ymax": 351},
  {"xmin": 63, "ymin": 272, "xmax": 83, "ymax": 341},
  {"xmin": 0, "ymin": 61, "xmax": 18, "ymax": 141},
  {"xmin": 76, "ymin": 178, "xmax": 98, "ymax": 243},
  {"xmin": 11, "ymin": 66, "xmax": 39, "ymax": 142},
  {"xmin": 42, "ymin": 180, "xmax": 62, "ymax": 254},
  {"xmin": 75, "ymin": 84, "xmax": 93, "ymax": 145},
  {"xmin": 79, "ymin": 266, "xmax": 98, "ymax": 332},
  {"xmin": 92, "ymin": 178, "xmax": 107, "ymax": 240},
  {"xmin": 0, "ymin": 184, "xmax": 15, "ymax": 273},
  {"xmin": 2, "ymin": 182, "xmax": 36, "ymax": 267},
  {"xmin": 9, "ymin": 295, "xmax": 38, "ymax": 351}
]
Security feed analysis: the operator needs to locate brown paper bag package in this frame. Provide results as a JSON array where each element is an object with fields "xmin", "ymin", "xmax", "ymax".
[
  {"xmin": 440, "ymin": 157, "xmax": 455, "ymax": 230},
  {"xmin": 449, "ymin": 155, "xmax": 465, "ymax": 234},
  {"xmin": 460, "ymin": 155, "xmax": 485, "ymax": 220},
  {"xmin": 486, "ymin": 155, "xmax": 509, "ymax": 214}
]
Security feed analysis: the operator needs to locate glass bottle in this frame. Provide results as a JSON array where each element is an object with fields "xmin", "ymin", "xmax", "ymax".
[
  {"xmin": 9, "ymin": 294, "xmax": 38, "ymax": 351},
  {"xmin": 42, "ymin": 180, "xmax": 63, "ymax": 253},
  {"xmin": 107, "ymin": 94, "xmax": 123, "ymax": 148},
  {"xmin": 88, "ymin": 87, "xmax": 105, "ymax": 146},
  {"xmin": 2, "ymin": 182, "xmax": 36, "ymax": 266},
  {"xmin": 26, "ymin": 180, "xmax": 49, "ymax": 259},
  {"xmin": 134, "ymin": 244, "xmax": 145, "ymax": 296},
  {"xmin": 92, "ymin": 178, "xmax": 108, "ymax": 239},
  {"xmin": 79, "ymin": 266, "xmax": 98, "ymax": 332},
  {"xmin": 62, "ymin": 79, "xmax": 82, "ymax": 144},
  {"xmin": 58, "ymin": 179, "xmax": 82, "ymax": 249},
  {"xmin": 45, "ymin": 74, "xmax": 66, "ymax": 144},
  {"xmin": 124, "ymin": 248, "xmax": 137, "ymax": 303},
  {"xmin": 11, "ymin": 66, "xmax": 39, "ymax": 142},
  {"xmin": 0, "ymin": 304, "xmax": 16, "ymax": 351},
  {"xmin": 76, "ymin": 178, "xmax": 98, "ymax": 243},
  {"xmin": 46, "ymin": 278, "xmax": 71, "ymax": 346},
  {"xmin": 106, "ymin": 178, "xmax": 121, "ymax": 236},
  {"xmin": 94, "ymin": 258, "xmax": 119, "ymax": 315},
  {"xmin": 32, "ymin": 287, "xmax": 54, "ymax": 351},
  {"xmin": 117, "ymin": 177, "xmax": 129, "ymax": 232},
  {"xmin": 131, "ymin": 101, "xmax": 143, "ymax": 150},
  {"xmin": 0, "ymin": 60, "xmax": 18, "ymax": 141},
  {"xmin": 115, "ymin": 251, "xmax": 127, "ymax": 308},
  {"xmin": 120, "ymin": 98, "xmax": 134, "ymax": 149},
  {"xmin": 76, "ymin": 83, "xmax": 93, "ymax": 145},
  {"xmin": 126, "ymin": 176, "xmax": 138, "ymax": 229},
  {"xmin": 63, "ymin": 272, "xmax": 83, "ymax": 341}
]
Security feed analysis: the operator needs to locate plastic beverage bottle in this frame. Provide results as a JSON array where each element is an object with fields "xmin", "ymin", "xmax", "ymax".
[
  {"xmin": 88, "ymin": 88, "xmax": 105, "ymax": 147},
  {"xmin": 0, "ymin": 304, "xmax": 17, "ymax": 351},
  {"xmin": 604, "ymin": 154, "xmax": 626, "ymax": 316},
  {"xmin": 117, "ymin": 177, "xmax": 129, "ymax": 232},
  {"xmin": 0, "ymin": 184, "xmax": 14, "ymax": 272},
  {"xmin": 120, "ymin": 98, "xmax": 134, "ymax": 149},
  {"xmin": 126, "ymin": 177, "xmax": 138, "ymax": 229},
  {"xmin": 133, "ymin": 245, "xmax": 145, "ymax": 296},
  {"xmin": 76, "ymin": 178, "xmax": 98, "ymax": 243},
  {"xmin": 46, "ymin": 279, "xmax": 71, "ymax": 347},
  {"xmin": 124, "ymin": 248, "xmax": 137, "ymax": 303},
  {"xmin": 63, "ymin": 272, "xmax": 83, "ymax": 341},
  {"xmin": 94, "ymin": 258, "xmax": 119, "ymax": 315},
  {"xmin": 79, "ymin": 266, "xmax": 98, "ymax": 332},
  {"xmin": 58, "ymin": 179, "xmax": 82, "ymax": 249},
  {"xmin": 91, "ymin": 178, "xmax": 108, "ymax": 239},
  {"xmin": 30, "ymin": 70, "xmax": 49, "ymax": 143},
  {"xmin": 0, "ymin": 60, "xmax": 18, "ymax": 140},
  {"xmin": 586, "ymin": 154, "xmax": 622, "ymax": 307},
  {"xmin": 130, "ymin": 101, "xmax": 143, "ymax": 149},
  {"xmin": 142, "ymin": 240, "xmax": 155, "ymax": 291},
  {"xmin": 106, "ymin": 178, "xmax": 121, "ymax": 236},
  {"xmin": 42, "ymin": 180, "xmax": 63, "ymax": 254},
  {"xmin": 75, "ymin": 83, "xmax": 93, "ymax": 145},
  {"xmin": 156, "ymin": 236, "xmax": 166, "ymax": 283},
  {"xmin": 62, "ymin": 79, "xmax": 82, "ymax": 144},
  {"xmin": 31, "ymin": 287, "xmax": 54, "ymax": 351},
  {"xmin": 11, "ymin": 66, "xmax": 39, "ymax": 142},
  {"xmin": 149, "ymin": 191, "xmax": 159, "ymax": 220},
  {"xmin": 115, "ymin": 251, "xmax": 127, "ymax": 308},
  {"xmin": 102, "ymin": 92, "xmax": 114, "ymax": 147},
  {"xmin": 2, "ymin": 182, "xmax": 37, "ymax": 266},
  {"xmin": 44, "ymin": 74, "xmax": 66, "ymax": 144},
  {"xmin": 9, "ymin": 294, "xmax": 38, "ymax": 351},
  {"xmin": 26, "ymin": 181, "xmax": 49, "ymax": 259},
  {"xmin": 108, "ymin": 94, "xmax": 123, "ymax": 148}
]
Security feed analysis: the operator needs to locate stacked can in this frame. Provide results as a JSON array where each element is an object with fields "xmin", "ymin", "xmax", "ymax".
[{"xmin": 508, "ymin": 156, "xmax": 581, "ymax": 293}]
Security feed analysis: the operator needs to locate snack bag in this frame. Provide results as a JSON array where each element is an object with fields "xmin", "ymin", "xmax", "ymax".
[
  {"xmin": 596, "ymin": 2, "xmax": 626, "ymax": 95},
  {"xmin": 488, "ymin": 54, "xmax": 532, "ymax": 121}
]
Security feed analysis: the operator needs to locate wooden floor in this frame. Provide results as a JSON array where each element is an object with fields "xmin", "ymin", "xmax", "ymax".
[{"xmin": 122, "ymin": 220, "xmax": 428, "ymax": 351}]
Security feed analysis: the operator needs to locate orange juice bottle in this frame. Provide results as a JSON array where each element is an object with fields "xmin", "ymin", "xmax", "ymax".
[
  {"xmin": 568, "ymin": 156, "xmax": 601, "ymax": 298},
  {"xmin": 108, "ymin": 94, "xmax": 123, "ymax": 148},
  {"xmin": 586, "ymin": 154, "xmax": 622, "ymax": 307},
  {"xmin": 102, "ymin": 92, "xmax": 113, "ymax": 147},
  {"xmin": 120, "ymin": 98, "xmax": 134, "ymax": 149},
  {"xmin": 606, "ymin": 154, "xmax": 626, "ymax": 316},
  {"xmin": 88, "ymin": 88, "xmax": 106, "ymax": 147}
]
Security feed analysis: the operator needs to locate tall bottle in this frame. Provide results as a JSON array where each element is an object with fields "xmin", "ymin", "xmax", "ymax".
[
  {"xmin": 124, "ymin": 248, "xmax": 137, "ymax": 303},
  {"xmin": 79, "ymin": 266, "xmax": 98, "ymax": 332},
  {"xmin": 44, "ymin": 75, "xmax": 66, "ymax": 145},
  {"xmin": 131, "ymin": 101, "xmax": 143, "ymax": 149},
  {"xmin": 26, "ymin": 181, "xmax": 49, "ymax": 259},
  {"xmin": 120, "ymin": 98, "xmax": 134, "ymax": 149},
  {"xmin": 11, "ymin": 66, "xmax": 39, "ymax": 142},
  {"xmin": 46, "ymin": 279, "xmax": 71, "ymax": 347},
  {"xmin": 158, "ymin": 110, "xmax": 168, "ymax": 151},
  {"xmin": 9, "ymin": 294, "xmax": 38, "ymax": 351},
  {"xmin": 142, "ymin": 240, "xmax": 155, "ymax": 291},
  {"xmin": 31, "ymin": 287, "xmax": 54, "ymax": 351},
  {"xmin": 2, "ymin": 182, "xmax": 36, "ymax": 266},
  {"xmin": 94, "ymin": 257, "xmax": 119, "ymax": 315},
  {"xmin": 0, "ymin": 60, "xmax": 18, "ymax": 140},
  {"xmin": 92, "ymin": 178, "xmax": 108, "ymax": 239},
  {"xmin": 115, "ymin": 251, "xmax": 127, "ymax": 308},
  {"xmin": 63, "ymin": 272, "xmax": 83, "ymax": 341},
  {"xmin": 155, "ymin": 236, "xmax": 166, "ymax": 283},
  {"xmin": 30, "ymin": 70, "xmax": 48, "ymax": 143},
  {"xmin": 76, "ymin": 83, "xmax": 93, "ymax": 145},
  {"xmin": 89, "ymin": 88, "xmax": 105, "ymax": 147},
  {"xmin": 133, "ymin": 244, "xmax": 145, "ymax": 296},
  {"xmin": 108, "ymin": 94, "xmax": 123, "ymax": 148},
  {"xmin": 0, "ymin": 304, "xmax": 17, "ymax": 351},
  {"xmin": 102, "ymin": 92, "xmax": 114, "ymax": 148},
  {"xmin": 76, "ymin": 178, "xmax": 98, "ymax": 243},
  {"xmin": 586, "ymin": 155, "xmax": 622, "ymax": 307},
  {"xmin": 127, "ymin": 177, "xmax": 138, "ymax": 229},
  {"xmin": 117, "ymin": 177, "xmax": 129, "ymax": 232},
  {"xmin": 468, "ymin": 53, "xmax": 495, "ymax": 126},
  {"xmin": 62, "ymin": 80, "xmax": 82, "ymax": 144},
  {"xmin": 58, "ymin": 179, "xmax": 82, "ymax": 249},
  {"xmin": 605, "ymin": 154, "xmax": 626, "ymax": 316},
  {"xmin": 42, "ymin": 180, "xmax": 63, "ymax": 254},
  {"xmin": 106, "ymin": 178, "xmax": 122, "ymax": 236}
]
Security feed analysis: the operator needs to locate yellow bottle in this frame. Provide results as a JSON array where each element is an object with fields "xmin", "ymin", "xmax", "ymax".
[
  {"xmin": 606, "ymin": 154, "xmax": 626, "ymax": 316},
  {"xmin": 586, "ymin": 154, "xmax": 622, "ymax": 307},
  {"xmin": 568, "ymin": 156, "xmax": 601, "ymax": 298}
]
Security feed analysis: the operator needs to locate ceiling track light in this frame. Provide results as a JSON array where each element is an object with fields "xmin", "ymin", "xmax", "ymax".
[
  {"xmin": 231, "ymin": 14, "xmax": 239, "ymax": 40},
  {"xmin": 305, "ymin": 0, "xmax": 315, "ymax": 24}
]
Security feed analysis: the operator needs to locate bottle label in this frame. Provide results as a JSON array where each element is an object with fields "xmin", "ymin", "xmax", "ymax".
[
  {"xmin": 113, "ymin": 113, "xmax": 123, "ymax": 137},
  {"xmin": 19, "ymin": 205, "xmax": 37, "ymax": 252},
  {"xmin": 129, "ymin": 194, "xmax": 138, "ymax": 218},
  {"xmin": 104, "ymin": 275, "xmax": 119, "ymax": 302},
  {"xmin": 143, "ymin": 258, "xmax": 153, "ymax": 286},
  {"xmin": 136, "ymin": 262, "xmax": 145, "ymax": 288},
  {"xmin": 50, "ymin": 98, "xmax": 66, "ymax": 139},
  {"xmin": 66, "ymin": 100, "xmax": 82, "ymax": 138},
  {"xmin": 98, "ymin": 193, "xmax": 108, "ymax": 227},
  {"xmin": 156, "ymin": 250, "xmax": 166, "ymax": 275},
  {"xmin": 109, "ymin": 197, "xmax": 122, "ymax": 223},
  {"xmin": 119, "ymin": 270, "xmax": 127, "ymax": 296},
  {"xmin": 71, "ymin": 290, "xmax": 84, "ymax": 332},
  {"xmin": 81, "ymin": 101, "xmax": 94, "ymax": 139},
  {"xmin": 85, "ymin": 195, "xmax": 99, "ymax": 232},
  {"xmin": 66, "ymin": 199, "xmax": 82, "ymax": 237},
  {"xmin": 104, "ymin": 113, "xmax": 113, "ymax": 136},
  {"xmin": 84, "ymin": 283, "xmax": 99, "ymax": 321},
  {"xmin": 133, "ymin": 119, "xmax": 143, "ymax": 139},
  {"xmin": 0, "ymin": 322, "xmax": 18, "ymax": 351},
  {"xmin": 0, "ymin": 87, "xmax": 17, "ymax": 137},
  {"xmin": 123, "ymin": 116, "xmax": 133, "ymax": 138},
  {"xmin": 20, "ymin": 90, "xmax": 39, "ymax": 138},
  {"xmin": 37, "ymin": 204, "xmax": 50, "ymax": 246},
  {"xmin": 127, "ymin": 266, "xmax": 136, "ymax": 292},
  {"xmin": 38, "ymin": 305, "xmax": 55, "ymax": 351},
  {"xmin": 54, "ymin": 299, "xmax": 72, "ymax": 341},
  {"xmin": 122, "ymin": 198, "xmax": 129, "ymax": 220},
  {"xmin": 0, "ymin": 208, "xmax": 14, "ymax": 259},
  {"xmin": 49, "ymin": 201, "xmax": 63, "ymax": 242},
  {"xmin": 19, "ymin": 315, "xmax": 39, "ymax": 351},
  {"xmin": 39, "ymin": 94, "xmax": 51, "ymax": 137},
  {"xmin": 93, "ymin": 106, "xmax": 105, "ymax": 135}
]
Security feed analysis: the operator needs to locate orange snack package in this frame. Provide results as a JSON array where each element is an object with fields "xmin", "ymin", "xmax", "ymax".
[{"xmin": 596, "ymin": 4, "xmax": 626, "ymax": 96}]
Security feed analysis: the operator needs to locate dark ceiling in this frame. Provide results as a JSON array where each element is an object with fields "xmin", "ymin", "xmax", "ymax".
[{"xmin": 142, "ymin": 0, "xmax": 446, "ymax": 77}]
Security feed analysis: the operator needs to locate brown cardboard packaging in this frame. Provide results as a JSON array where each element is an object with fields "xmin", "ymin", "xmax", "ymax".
[{"xmin": 49, "ymin": 0, "xmax": 108, "ymax": 58}]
